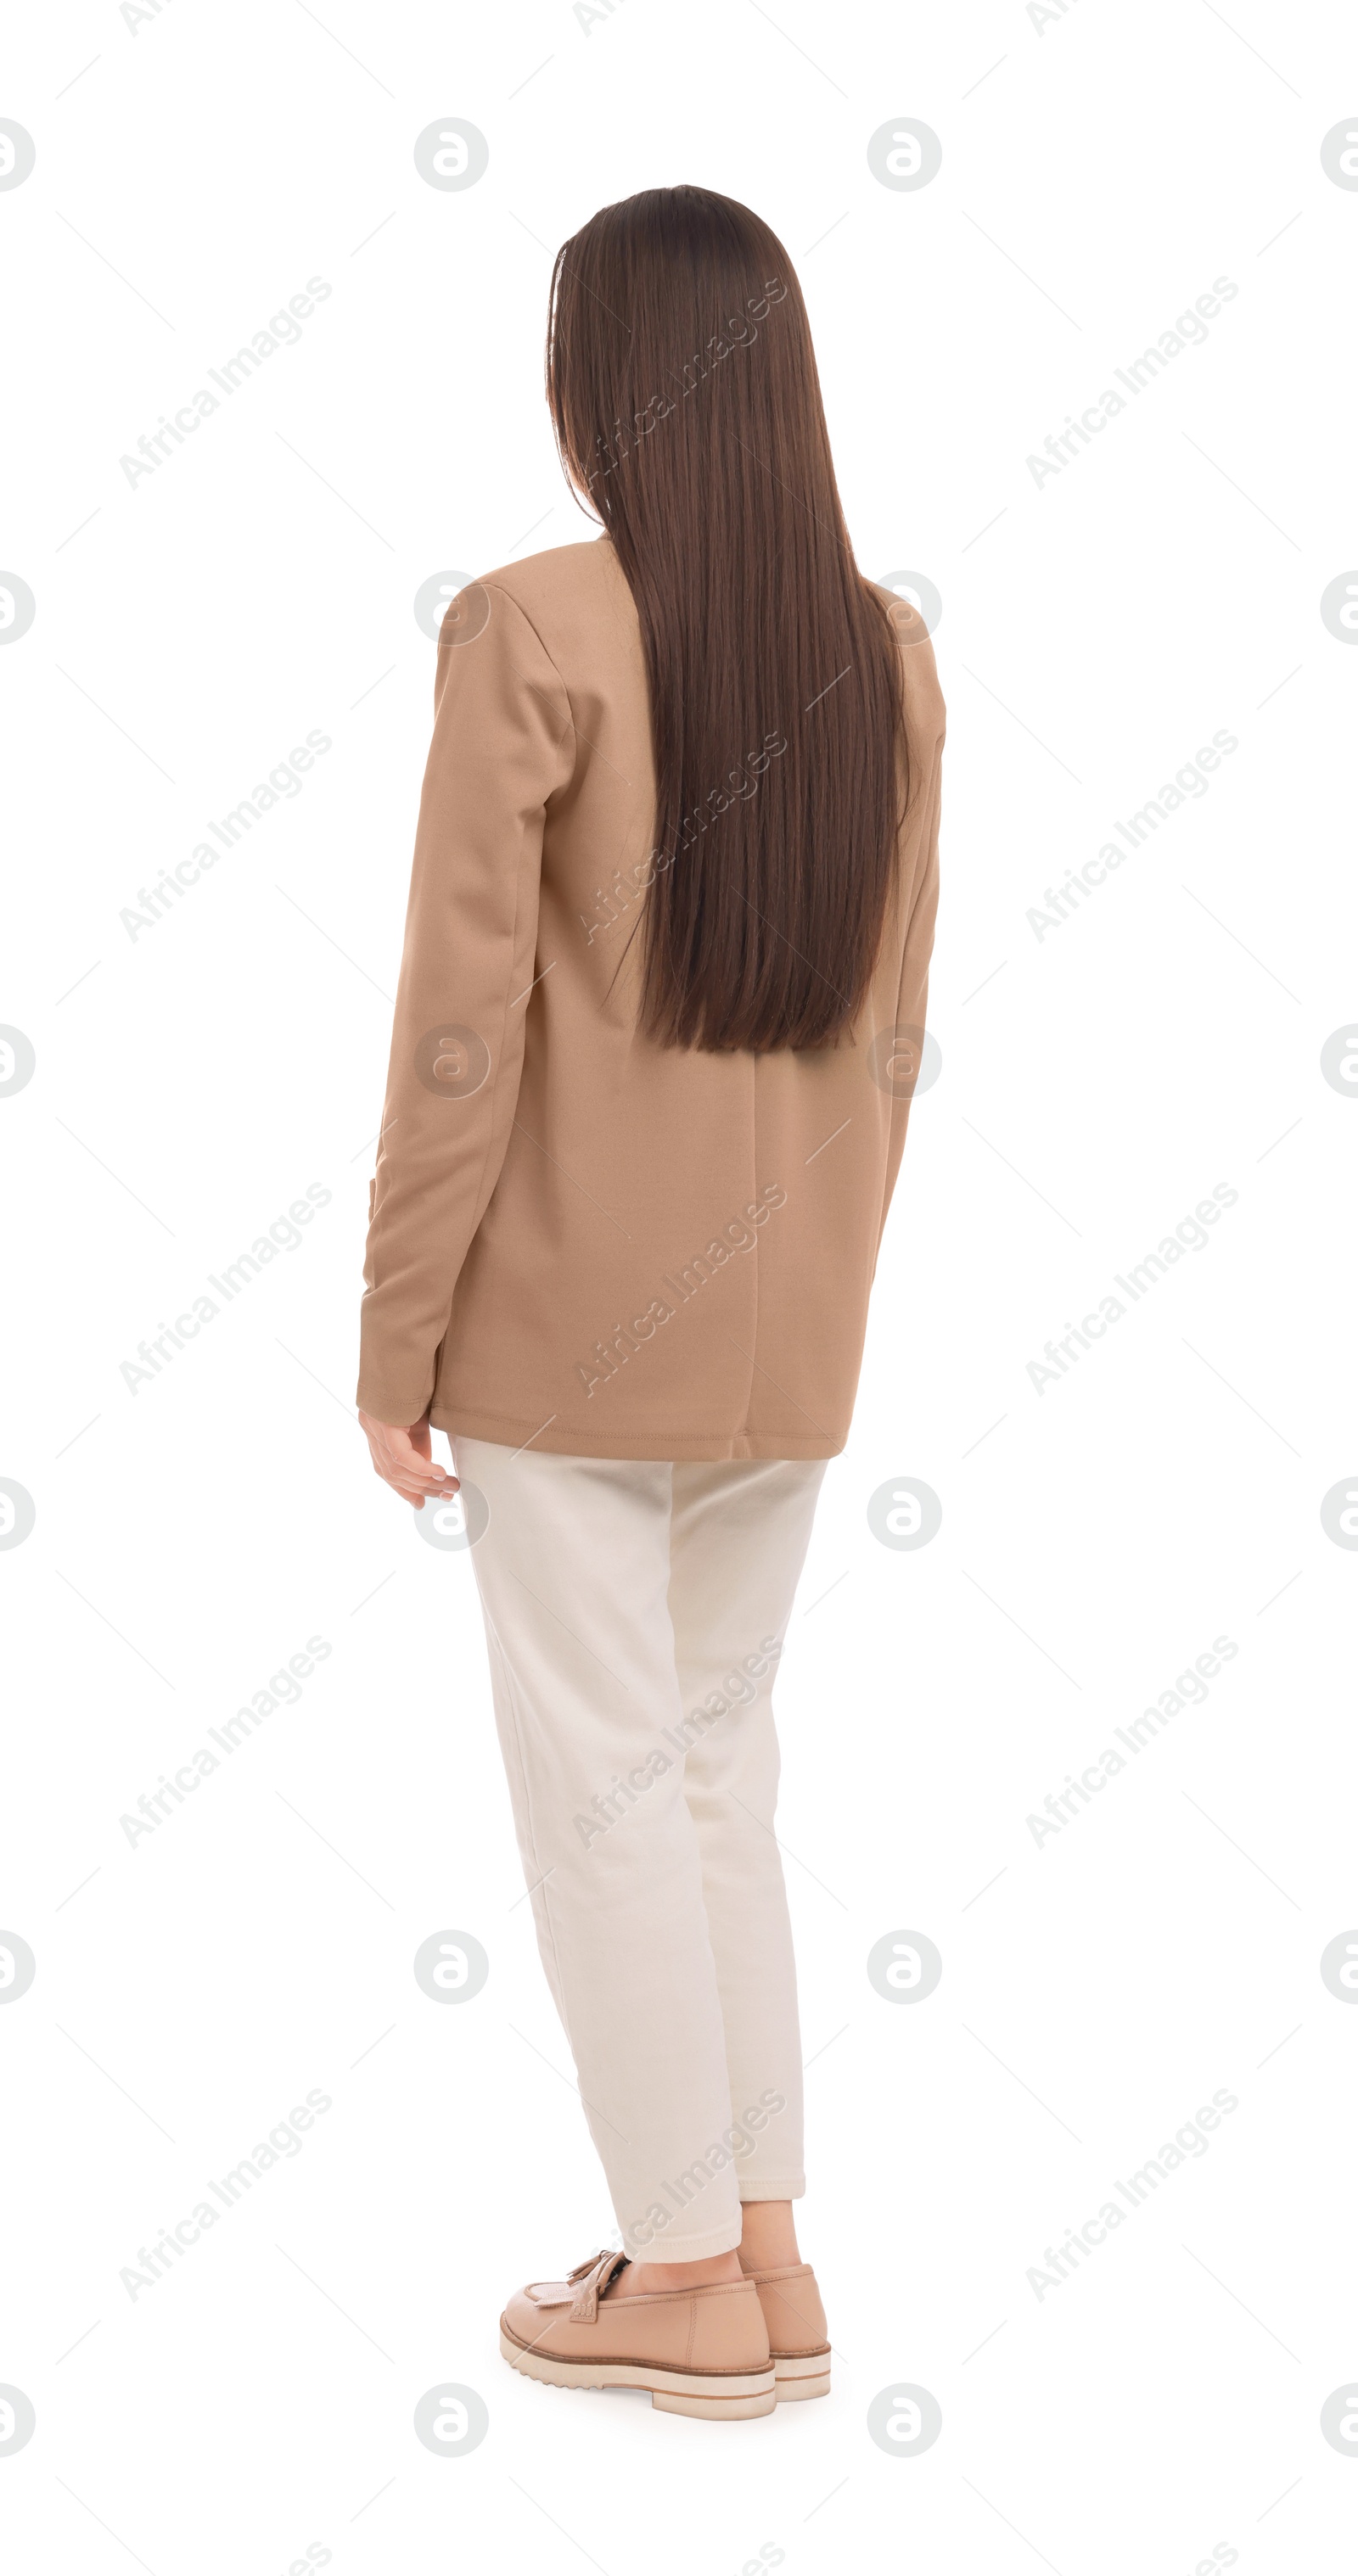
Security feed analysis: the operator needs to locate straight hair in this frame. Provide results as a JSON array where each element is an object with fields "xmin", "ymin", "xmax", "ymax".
[{"xmin": 546, "ymin": 184, "xmax": 906, "ymax": 1053}]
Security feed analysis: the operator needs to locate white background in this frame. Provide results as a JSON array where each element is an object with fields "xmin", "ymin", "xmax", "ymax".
[{"xmin": 3, "ymin": 1, "xmax": 1355, "ymax": 2568}]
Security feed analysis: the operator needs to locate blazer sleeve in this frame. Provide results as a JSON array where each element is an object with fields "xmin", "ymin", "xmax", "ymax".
[
  {"xmin": 356, "ymin": 582, "xmax": 575, "ymax": 1425},
  {"xmin": 875, "ymin": 619, "xmax": 944, "ymax": 1261}
]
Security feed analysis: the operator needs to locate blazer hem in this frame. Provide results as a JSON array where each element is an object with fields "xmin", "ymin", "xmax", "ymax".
[{"xmin": 434, "ymin": 1403, "xmax": 845, "ymax": 1463}]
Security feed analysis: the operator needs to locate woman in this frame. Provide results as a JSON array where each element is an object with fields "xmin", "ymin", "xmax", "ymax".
[{"xmin": 357, "ymin": 185, "xmax": 943, "ymax": 2421}]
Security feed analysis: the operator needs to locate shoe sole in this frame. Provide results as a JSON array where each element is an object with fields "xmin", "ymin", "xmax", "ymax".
[
  {"xmin": 500, "ymin": 2325, "xmax": 776, "ymax": 2418},
  {"xmin": 772, "ymin": 2346, "xmax": 831, "ymax": 2401}
]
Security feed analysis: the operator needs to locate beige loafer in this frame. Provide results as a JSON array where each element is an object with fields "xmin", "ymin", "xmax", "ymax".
[
  {"xmin": 740, "ymin": 2261, "xmax": 831, "ymax": 2400},
  {"xmin": 499, "ymin": 2256, "xmax": 777, "ymax": 2411},
  {"xmin": 500, "ymin": 2248, "xmax": 776, "ymax": 2419}
]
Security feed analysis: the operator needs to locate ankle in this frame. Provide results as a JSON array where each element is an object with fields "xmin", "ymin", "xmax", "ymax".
[
  {"xmin": 738, "ymin": 2200, "xmax": 801, "ymax": 2272},
  {"xmin": 626, "ymin": 2249, "xmax": 745, "ymax": 2295}
]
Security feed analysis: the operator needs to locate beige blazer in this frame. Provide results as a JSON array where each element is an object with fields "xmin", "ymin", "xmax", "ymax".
[{"xmin": 357, "ymin": 536, "xmax": 943, "ymax": 1460}]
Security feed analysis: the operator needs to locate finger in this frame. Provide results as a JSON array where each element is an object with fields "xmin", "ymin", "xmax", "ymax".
[
  {"xmin": 372, "ymin": 1453, "xmax": 454, "ymax": 1500},
  {"xmin": 382, "ymin": 1445, "xmax": 441, "ymax": 1485}
]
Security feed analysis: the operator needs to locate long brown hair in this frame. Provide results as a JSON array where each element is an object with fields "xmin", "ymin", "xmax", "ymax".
[{"xmin": 546, "ymin": 185, "xmax": 906, "ymax": 1053}]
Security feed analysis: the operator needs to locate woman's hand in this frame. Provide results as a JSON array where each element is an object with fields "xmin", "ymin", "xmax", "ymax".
[{"xmin": 358, "ymin": 1410, "xmax": 459, "ymax": 1509}]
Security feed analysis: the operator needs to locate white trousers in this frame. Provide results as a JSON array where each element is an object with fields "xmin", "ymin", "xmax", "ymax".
[{"xmin": 454, "ymin": 1436, "xmax": 827, "ymax": 2260}]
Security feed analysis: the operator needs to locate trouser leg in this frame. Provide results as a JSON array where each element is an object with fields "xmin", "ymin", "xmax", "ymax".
[
  {"xmin": 454, "ymin": 1436, "xmax": 744, "ymax": 2259},
  {"xmin": 667, "ymin": 1459, "xmax": 826, "ymax": 2204}
]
